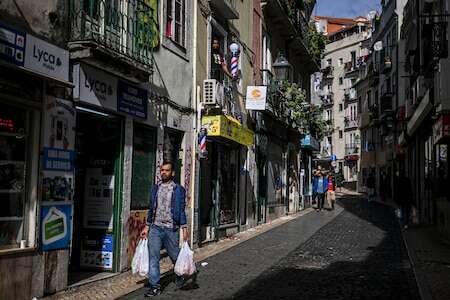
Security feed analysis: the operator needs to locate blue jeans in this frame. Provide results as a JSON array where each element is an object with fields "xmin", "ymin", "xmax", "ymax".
[{"xmin": 148, "ymin": 225, "xmax": 180, "ymax": 288}]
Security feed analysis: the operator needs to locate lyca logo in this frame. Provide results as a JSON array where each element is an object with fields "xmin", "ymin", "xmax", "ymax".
[
  {"xmin": 84, "ymin": 76, "xmax": 114, "ymax": 100},
  {"xmin": 33, "ymin": 46, "xmax": 62, "ymax": 68}
]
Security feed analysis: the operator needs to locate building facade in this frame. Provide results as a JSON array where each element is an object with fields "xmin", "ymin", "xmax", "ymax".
[{"xmin": 315, "ymin": 16, "xmax": 371, "ymax": 189}]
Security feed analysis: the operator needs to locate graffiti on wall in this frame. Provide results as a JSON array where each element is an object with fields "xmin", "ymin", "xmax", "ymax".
[
  {"xmin": 126, "ymin": 210, "xmax": 148, "ymax": 266},
  {"xmin": 156, "ymin": 143, "xmax": 164, "ymax": 184},
  {"xmin": 184, "ymin": 148, "xmax": 192, "ymax": 207}
]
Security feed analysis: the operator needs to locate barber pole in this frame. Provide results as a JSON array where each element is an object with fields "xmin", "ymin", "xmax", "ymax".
[
  {"xmin": 229, "ymin": 42, "xmax": 240, "ymax": 78},
  {"xmin": 198, "ymin": 128, "xmax": 208, "ymax": 158}
]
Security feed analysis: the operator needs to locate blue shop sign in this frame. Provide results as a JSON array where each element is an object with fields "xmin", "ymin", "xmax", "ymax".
[
  {"xmin": 301, "ymin": 134, "xmax": 320, "ymax": 151},
  {"xmin": 0, "ymin": 24, "xmax": 26, "ymax": 67},
  {"xmin": 117, "ymin": 80, "xmax": 148, "ymax": 119},
  {"xmin": 41, "ymin": 203, "xmax": 72, "ymax": 251},
  {"xmin": 43, "ymin": 147, "xmax": 75, "ymax": 171}
]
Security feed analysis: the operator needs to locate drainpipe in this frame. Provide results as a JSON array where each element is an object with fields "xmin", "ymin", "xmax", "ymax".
[{"xmin": 190, "ymin": 0, "xmax": 198, "ymax": 248}]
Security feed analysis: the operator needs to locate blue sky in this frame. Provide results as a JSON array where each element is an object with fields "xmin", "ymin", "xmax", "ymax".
[{"xmin": 314, "ymin": 0, "xmax": 381, "ymax": 18}]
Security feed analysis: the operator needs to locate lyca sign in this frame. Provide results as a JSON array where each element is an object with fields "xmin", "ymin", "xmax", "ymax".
[{"xmin": 25, "ymin": 34, "xmax": 69, "ymax": 82}]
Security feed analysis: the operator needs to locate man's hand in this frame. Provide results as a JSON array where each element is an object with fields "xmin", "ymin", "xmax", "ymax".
[
  {"xmin": 140, "ymin": 225, "xmax": 149, "ymax": 239},
  {"xmin": 182, "ymin": 227, "xmax": 189, "ymax": 242}
]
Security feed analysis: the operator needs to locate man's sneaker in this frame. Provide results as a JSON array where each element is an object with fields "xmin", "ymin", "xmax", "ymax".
[
  {"xmin": 145, "ymin": 288, "xmax": 161, "ymax": 297},
  {"xmin": 175, "ymin": 276, "xmax": 186, "ymax": 289}
]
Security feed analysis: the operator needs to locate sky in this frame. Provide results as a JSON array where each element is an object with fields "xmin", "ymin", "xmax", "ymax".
[{"xmin": 314, "ymin": 0, "xmax": 381, "ymax": 18}]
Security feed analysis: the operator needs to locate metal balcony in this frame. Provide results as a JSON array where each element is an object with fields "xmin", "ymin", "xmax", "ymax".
[
  {"xmin": 209, "ymin": 0, "xmax": 239, "ymax": 19},
  {"xmin": 345, "ymin": 143, "xmax": 359, "ymax": 155},
  {"xmin": 344, "ymin": 118, "xmax": 358, "ymax": 129},
  {"xmin": 69, "ymin": 0, "xmax": 155, "ymax": 68}
]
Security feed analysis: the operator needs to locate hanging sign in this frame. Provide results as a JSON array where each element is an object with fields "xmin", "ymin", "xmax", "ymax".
[
  {"xmin": 117, "ymin": 80, "xmax": 148, "ymax": 119},
  {"xmin": 246, "ymin": 86, "xmax": 267, "ymax": 110},
  {"xmin": 40, "ymin": 203, "xmax": 72, "ymax": 251},
  {"xmin": 0, "ymin": 24, "xmax": 26, "ymax": 66}
]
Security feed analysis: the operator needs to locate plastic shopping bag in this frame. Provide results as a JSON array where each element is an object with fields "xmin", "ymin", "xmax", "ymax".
[
  {"xmin": 395, "ymin": 208, "xmax": 402, "ymax": 219},
  {"xmin": 174, "ymin": 242, "xmax": 196, "ymax": 276},
  {"xmin": 131, "ymin": 238, "xmax": 149, "ymax": 276}
]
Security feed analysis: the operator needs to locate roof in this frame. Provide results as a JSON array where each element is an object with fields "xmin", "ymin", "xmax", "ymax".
[{"xmin": 314, "ymin": 16, "xmax": 370, "ymax": 35}]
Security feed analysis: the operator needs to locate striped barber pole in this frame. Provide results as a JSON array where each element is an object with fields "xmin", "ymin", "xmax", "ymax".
[
  {"xmin": 198, "ymin": 128, "xmax": 208, "ymax": 158},
  {"xmin": 231, "ymin": 54, "xmax": 238, "ymax": 77}
]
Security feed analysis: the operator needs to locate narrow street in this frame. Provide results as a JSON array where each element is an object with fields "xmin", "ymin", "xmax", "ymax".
[{"xmin": 122, "ymin": 196, "xmax": 420, "ymax": 300}]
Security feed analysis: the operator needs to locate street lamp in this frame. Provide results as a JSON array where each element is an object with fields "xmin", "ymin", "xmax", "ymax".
[{"xmin": 272, "ymin": 51, "xmax": 292, "ymax": 83}]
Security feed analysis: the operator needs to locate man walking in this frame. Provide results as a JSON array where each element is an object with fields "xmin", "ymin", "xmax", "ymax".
[
  {"xmin": 141, "ymin": 161, "xmax": 189, "ymax": 297},
  {"xmin": 313, "ymin": 167, "xmax": 328, "ymax": 211},
  {"xmin": 394, "ymin": 170, "xmax": 413, "ymax": 230}
]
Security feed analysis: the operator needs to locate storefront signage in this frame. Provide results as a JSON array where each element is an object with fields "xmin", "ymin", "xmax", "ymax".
[
  {"xmin": 0, "ymin": 24, "xmax": 25, "ymax": 66},
  {"xmin": 201, "ymin": 115, "xmax": 254, "ymax": 146},
  {"xmin": 117, "ymin": 80, "xmax": 148, "ymax": 119},
  {"xmin": 300, "ymin": 134, "xmax": 320, "ymax": 151},
  {"xmin": 73, "ymin": 64, "xmax": 118, "ymax": 111},
  {"xmin": 433, "ymin": 114, "xmax": 450, "ymax": 144},
  {"xmin": 246, "ymin": 86, "xmax": 267, "ymax": 110},
  {"xmin": 40, "ymin": 203, "xmax": 72, "ymax": 251},
  {"xmin": 43, "ymin": 147, "xmax": 75, "ymax": 171},
  {"xmin": 80, "ymin": 233, "xmax": 113, "ymax": 270},
  {"xmin": 0, "ymin": 24, "xmax": 69, "ymax": 82},
  {"xmin": 24, "ymin": 34, "xmax": 69, "ymax": 82}
]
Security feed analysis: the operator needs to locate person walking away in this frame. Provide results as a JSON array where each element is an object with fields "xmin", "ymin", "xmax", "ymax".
[
  {"xmin": 326, "ymin": 174, "xmax": 336, "ymax": 210},
  {"xmin": 141, "ymin": 161, "xmax": 189, "ymax": 297},
  {"xmin": 366, "ymin": 172, "xmax": 376, "ymax": 202},
  {"xmin": 394, "ymin": 171, "xmax": 414, "ymax": 230}
]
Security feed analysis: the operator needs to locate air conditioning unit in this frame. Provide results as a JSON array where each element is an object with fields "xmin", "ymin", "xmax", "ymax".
[{"xmin": 202, "ymin": 79, "xmax": 224, "ymax": 107}]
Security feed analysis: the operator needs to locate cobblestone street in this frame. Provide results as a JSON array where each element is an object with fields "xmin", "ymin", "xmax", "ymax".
[{"xmin": 122, "ymin": 196, "xmax": 420, "ymax": 300}]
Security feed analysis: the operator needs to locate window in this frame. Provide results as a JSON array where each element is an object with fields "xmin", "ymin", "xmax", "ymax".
[
  {"xmin": 0, "ymin": 104, "xmax": 32, "ymax": 250},
  {"xmin": 339, "ymin": 104, "xmax": 343, "ymax": 111},
  {"xmin": 165, "ymin": 0, "xmax": 186, "ymax": 47},
  {"xmin": 351, "ymin": 51, "xmax": 356, "ymax": 66},
  {"xmin": 339, "ymin": 58, "xmax": 343, "ymax": 66},
  {"xmin": 339, "ymin": 130, "xmax": 343, "ymax": 138},
  {"xmin": 339, "ymin": 77, "xmax": 343, "ymax": 85},
  {"xmin": 327, "ymin": 58, "xmax": 332, "ymax": 66}
]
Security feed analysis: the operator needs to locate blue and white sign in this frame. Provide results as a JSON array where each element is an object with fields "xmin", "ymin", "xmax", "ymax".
[
  {"xmin": 0, "ymin": 24, "xmax": 25, "ymax": 66},
  {"xmin": 301, "ymin": 134, "xmax": 320, "ymax": 151},
  {"xmin": 43, "ymin": 147, "xmax": 75, "ymax": 171},
  {"xmin": 41, "ymin": 203, "xmax": 72, "ymax": 251},
  {"xmin": 80, "ymin": 233, "xmax": 114, "ymax": 270},
  {"xmin": 117, "ymin": 80, "xmax": 148, "ymax": 119}
]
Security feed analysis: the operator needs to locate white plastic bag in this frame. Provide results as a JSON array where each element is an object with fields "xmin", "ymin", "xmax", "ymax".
[
  {"xmin": 395, "ymin": 208, "xmax": 402, "ymax": 219},
  {"xmin": 174, "ymin": 242, "xmax": 196, "ymax": 276},
  {"xmin": 131, "ymin": 238, "xmax": 149, "ymax": 276}
]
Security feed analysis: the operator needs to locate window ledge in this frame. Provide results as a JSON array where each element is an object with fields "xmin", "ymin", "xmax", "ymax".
[
  {"xmin": 162, "ymin": 37, "xmax": 189, "ymax": 62},
  {"xmin": 0, "ymin": 247, "xmax": 37, "ymax": 257}
]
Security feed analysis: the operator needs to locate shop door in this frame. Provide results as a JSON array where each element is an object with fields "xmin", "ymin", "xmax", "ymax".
[
  {"xmin": 198, "ymin": 141, "xmax": 219, "ymax": 244},
  {"xmin": 257, "ymin": 154, "xmax": 267, "ymax": 224},
  {"xmin": 70, "ymin": 110, "xmax": 123, "ymax": 279}
]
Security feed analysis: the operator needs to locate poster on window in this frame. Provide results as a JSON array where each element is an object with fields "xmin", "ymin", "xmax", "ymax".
[
  {"xmin": 80, "ymin": 233, "xmax": 113, "ymax": 270},
  {"xmin": 83, "ymin": 169, "xmax": 115, "ymax": 230},
  {"xmin": 42, "ymin": 97, "xmax": 76, "ymax": 202},
  {"xmin": 40, "ymin": 202, "xmax": 72, "ymax": 251}
]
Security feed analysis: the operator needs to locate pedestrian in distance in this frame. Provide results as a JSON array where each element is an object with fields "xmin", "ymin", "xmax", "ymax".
[
  {"xmin": 366, "ymin": 172, "xmax": 376, "ymax": 202},
  {"xmin": 326, "ymin": 174, "xmax": 336, "ymax": 210},
  {"xmin": 141, "ymin": 161, "xmax": 189, "ymax": 297},
  {"xmin": 313, "ymin": 167, "xmax": 328, "ymax": 211},
  {"xmin": 393, "ymin": 170, "xmax": 414, "ymax": 230}
]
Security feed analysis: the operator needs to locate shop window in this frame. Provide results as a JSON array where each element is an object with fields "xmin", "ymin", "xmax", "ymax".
[
  {"xmin": 339, "ymin": 130, "xmax": 343, "ymax": 139},
  {"xmin": 0, "ymin": 105, "xmax": 29, "ymax": 250},
  {"xmin": 339, "ymin": 77, "xmax": 343, "ymax": 85},
  {"xmin": 165, "ymin": 0, "xmax": 187, "ymax": 47},
  {"xmin": 131, "ymin": 124, "xmax": 157, "ymax": 210}
]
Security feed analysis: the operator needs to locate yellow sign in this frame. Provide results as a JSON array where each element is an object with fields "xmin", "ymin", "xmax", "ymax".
[{"xmin": 201, "ymin": 115, "xmax": 254, "ymax": 146}]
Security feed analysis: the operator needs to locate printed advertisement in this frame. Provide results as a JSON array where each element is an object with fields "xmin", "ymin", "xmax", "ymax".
[
  {"xmin": 80, "ymin": 233, "xmax": 113, "ymax": 270},
  {"xmin": 40, "ymin": 203, "xmax": 72, "ymax": 251},
  {"xmin": 83, "ymin": 169, "xmax": 115, "ymax": 230}
]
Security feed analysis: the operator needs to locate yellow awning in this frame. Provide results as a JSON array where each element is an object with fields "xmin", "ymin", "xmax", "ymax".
[{"xmin": 201, "ymin": 115, "xmax": 254, "ymax": 146}]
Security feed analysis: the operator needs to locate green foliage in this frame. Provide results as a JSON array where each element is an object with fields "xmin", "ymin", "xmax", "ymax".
[
  {"xmin": 279, "ymin": 82, "xmax": 327, "ymax": 139},
  {"xmin": 308, "ymin": 25, "xmax": 327, "ymax": 64}
]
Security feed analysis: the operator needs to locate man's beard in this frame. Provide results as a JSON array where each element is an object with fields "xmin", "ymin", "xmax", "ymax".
[{"xmin": 161, "ymin": 175, "xmax": 173, "ymax": 183}]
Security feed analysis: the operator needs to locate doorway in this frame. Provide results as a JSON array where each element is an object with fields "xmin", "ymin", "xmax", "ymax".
[{"xmin": 69, "ymin": 109, "xmax": 123, "ymax": 285}]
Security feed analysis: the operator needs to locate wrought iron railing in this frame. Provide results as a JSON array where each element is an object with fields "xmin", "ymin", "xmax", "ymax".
[{"xmin": 70, "ymin": 0, "xmax": 157, "ymax": 67}]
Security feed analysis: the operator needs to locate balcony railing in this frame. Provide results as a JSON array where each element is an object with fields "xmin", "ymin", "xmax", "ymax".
[
  {"xmin": 345, "ymin": 143, "xmax": 359, "ymax": 155},
  {"xmin": 280, "ymin": 0, "xmax": 310, "ymax": 47},
  {"xmin": 70, "ymin": 0, "xmax": 156, "ymax": 67},
  {"xmin": 344, "ymin": 118, "xmax": 358, "ymax": 129},
  {"xmin": 321, "ymin": 65, "xmax": 334, "ymax": 78},
  {"xmin": 380, "ymin": 89, "xmax": 393, "ymax": 112},
  {"xmin": 344, "ymin": 88, "xmax": 357, "ymax": 101}
]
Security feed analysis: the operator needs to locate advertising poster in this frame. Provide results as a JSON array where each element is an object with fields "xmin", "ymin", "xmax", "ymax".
[
  {"xmin": 80, "ymin": 233, "xmax": 113, "ymax": 270},
  {"xmin": 40, "ymin": 203, "xmax": 72, "ymax": 251},
  {"xmin": 42, "ymin": 97, "xmax": 76, "ymax": 202},
  {"xmin": 245, "ymin": 86, "xmax": 267, "ymax": 110},
  {"xmin": 117, "ymin": 80, "xmax": 148, "ymax": 119},
  {"xmin": 83, "ymin": 168, "xmax": 115, "ymax": 230}
]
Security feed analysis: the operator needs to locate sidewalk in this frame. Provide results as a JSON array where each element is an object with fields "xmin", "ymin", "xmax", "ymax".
[
  {"xmin": 403, "ymin": 226, "xmax": 450, "ymax": 300},
  {"xmin": 42, "ymin": 208, "xmax": 314, "ymax": 300}
]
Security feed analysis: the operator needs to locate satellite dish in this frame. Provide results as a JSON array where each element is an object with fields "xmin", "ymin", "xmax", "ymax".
[{"xmin": 373, "ymin": 41, "xmax": 383, "ymax": 52}]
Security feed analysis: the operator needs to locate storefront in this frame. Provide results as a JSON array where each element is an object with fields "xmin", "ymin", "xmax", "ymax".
[
  {"xmin": 300, "ymin": 134, "xmax": 320, "ymax": 209},
  {"xmin": 199, "ymin": 115, "xmax": 254, "ymax": 244},
  {"xmin": 71, "ymin": 63, "xmax": 149, "ymax": 280},
  {"xmin": 0, "ymin": 23, "xmax": 74, "ymax": 299}
]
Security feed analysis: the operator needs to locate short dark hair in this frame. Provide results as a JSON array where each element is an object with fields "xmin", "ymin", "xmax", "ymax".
[{"xmin": 161, "ymin": 160, "xmax": 174, "ymax": 171}]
